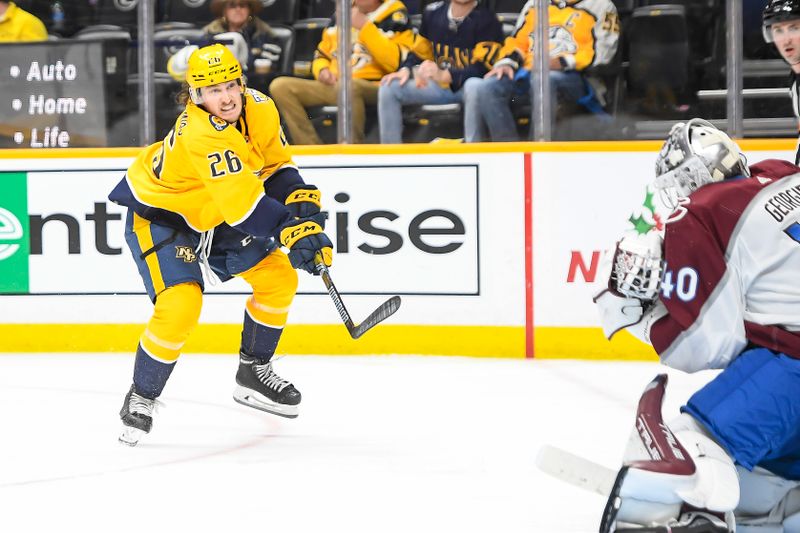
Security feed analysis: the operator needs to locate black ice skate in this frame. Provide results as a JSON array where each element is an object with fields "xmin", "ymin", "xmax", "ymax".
[
  {"xmin": 119, "ymin": 385, "xmax": 158, "ymax": 446},
  {"xmin": 233, "ymin": 353, "xmax": 301, "ymax": 418}
]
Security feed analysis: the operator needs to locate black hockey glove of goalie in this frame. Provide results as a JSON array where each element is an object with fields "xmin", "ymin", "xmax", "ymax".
[
  {"xmin": 280, "ymin": 213, "xmax": 333, "ymax": 275},
  {"xmin": 284, "ymin": 183, "xmax": 322, "ymax": 219}
]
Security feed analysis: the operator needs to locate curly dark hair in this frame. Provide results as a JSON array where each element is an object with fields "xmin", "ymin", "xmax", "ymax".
[{"xmin": 210, "ymin": 0, "xmax": 263, "ymax": 17}]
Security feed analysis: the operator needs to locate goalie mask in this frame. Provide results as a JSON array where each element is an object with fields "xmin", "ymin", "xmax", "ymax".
[
  {"xmin": 654, "ymin": 119, "xmax": 749, "ymax": 206},
  {"xmin": 186, "ymin": 43, "xmax": 244, "ymax": 105},
  {"xmin": 612, "ymin": 232, "xmax": 664, "ymax": 302},
  {"xmin": 762, "ymin": 0, "xmax": 800, "ymax": 43}
]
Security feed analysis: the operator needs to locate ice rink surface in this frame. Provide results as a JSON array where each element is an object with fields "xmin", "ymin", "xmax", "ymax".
[{"xmin": 0, "ymin": 353, "xmax": 719, "ymax": 533}]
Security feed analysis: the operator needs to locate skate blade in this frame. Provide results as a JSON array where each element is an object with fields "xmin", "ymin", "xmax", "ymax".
[
  {"xmin": 233, "ymin": 386, "xmax": 299, "ymax": 419},
  {"xmin": 119, "ymin": 425, "xmax": 146, "ymax": 446}
]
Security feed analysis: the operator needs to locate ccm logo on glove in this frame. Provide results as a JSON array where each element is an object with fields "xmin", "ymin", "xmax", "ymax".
[
  {"xmin": 281, "ymin": 220, "xmax": 322, "ymax": 247},
  {"xmin": 285, "ymin": 184, "xmax": 322, "ymax": 219},
  {"xmin": 279, "ymin": 215, "xmax": 333, "ymax": 273},
  {"xmin": 286, "ymin": 188, "xmax": 321, "ymax": 206}
]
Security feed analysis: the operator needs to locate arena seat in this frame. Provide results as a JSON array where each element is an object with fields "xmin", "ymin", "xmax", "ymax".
[
  {"xmin": 291, "ymin": 18, "xmax": 329, "ymax": 78},
  {"xmin": 260, "ymin": 0, "xmax": 300, "ymax": 24}
]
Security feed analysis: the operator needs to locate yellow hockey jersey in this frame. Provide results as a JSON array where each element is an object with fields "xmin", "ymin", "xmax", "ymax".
[
  {"xmin": 498, "ymin": 0, "xmax": 619, "ymax": 72},
  {"xmin": 311, "ymin": 0, "xmax": 415, "ymax": 81},
  {"xmin": 110, "ymin": 88, "xmax": 301, "ymax": 238}
]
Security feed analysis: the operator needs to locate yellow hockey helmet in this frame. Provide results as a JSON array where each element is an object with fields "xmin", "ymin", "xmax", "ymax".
[{"xmin": 186, "ymin": 43, "xmax": 243, "ymax": 103}]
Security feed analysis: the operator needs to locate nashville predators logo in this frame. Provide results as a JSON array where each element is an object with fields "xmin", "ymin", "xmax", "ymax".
[
  {"xmin": 209, "ymin": 115, "xmax": 229, "ymax": 131},
  {"xmin": 352, "ymin": 43, "xmax": 371, "ymax": 72},
  {"xmin": 176, "ymin": 246, "xmax": 197, "ymax": 263},
  {"xmin": 392, "ymin": 11, "xmax": 408, "ymax": 23},
  {"xmin": 437, "ymin": 56, "xmax": 454, "ymax": 70}
]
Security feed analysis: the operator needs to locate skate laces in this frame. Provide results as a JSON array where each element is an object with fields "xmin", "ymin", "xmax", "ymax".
[
  {"xmin": 129, "ymin": 391, "xmax": 162, "ymax": 417},
  {"xmin": 253, "ymin": 361, "xmax": 291, "ymax": 392}
]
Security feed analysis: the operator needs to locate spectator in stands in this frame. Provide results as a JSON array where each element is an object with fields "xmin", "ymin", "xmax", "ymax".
[
  {"xmin": 377, "ymin": 0, "xmax": 503, "ymax": 143},
  {"xmin": 269, "ymin": 0, "xmax": 415, "ymax": 145},
  {"xmin": 462, "ymin": 0, "xmax": 619, "ymax": 142},
  {"xmin": 0, "ymin": 1, "xmax": 47, "ymax": 41},
  {"xmin": 203, "ymin": 0, "xmax": 286, "ymax": 90},
  {"xmin": 762, "ymin": 0, "xmax": 800, "ymax": 165}
]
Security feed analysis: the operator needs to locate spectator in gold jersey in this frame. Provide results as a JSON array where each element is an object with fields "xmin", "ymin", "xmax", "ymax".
[
  {"xmin": 0, "ymin": 1, "xmax": 47, "ymax": 41},
  {"xmin": 269, "ymin": 0, "xmax": 415, "ymax": 144}
]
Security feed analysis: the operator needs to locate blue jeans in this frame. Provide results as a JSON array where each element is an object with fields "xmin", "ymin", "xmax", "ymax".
[
  {"xmin": 462, "ymin": 70, "xmax": 594, "ymax": 142},
  {"xmin": 378, "ymin": 78, "xmax": 464, "ymax": 143}
]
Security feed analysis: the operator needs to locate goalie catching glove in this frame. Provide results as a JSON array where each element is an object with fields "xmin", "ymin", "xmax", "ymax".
[
  {"xmin": 280, "ymin": 213, "xmax": 333, "ymax": 275},
  {"xmin": 594, "ymin": 232, "xmax": 664, "ymax": 339}
]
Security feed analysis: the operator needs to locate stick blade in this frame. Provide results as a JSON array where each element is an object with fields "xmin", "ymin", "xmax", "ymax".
[
  {"xmin": 350, "ymin": 296, "xmax": 402, "ymax": 339},
  {"xmin": 536, "ymin": 444, "xmax": 617, "ymax": 496}
]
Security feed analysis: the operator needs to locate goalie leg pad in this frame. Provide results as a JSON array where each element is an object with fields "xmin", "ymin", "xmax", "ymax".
[
  {"xmin": 736, "ymin": 466, "xmax": 800, "ymax": 532},
  {"xmin": 668, "ymin": 413, "xmax": 740, "ymax": 513},
  {"xmin": 603, "ymin": 376, "xmax": 738, "ymax": 532},
  {"xmin": 785, "ymin": 504, "xmax": 800, "ymax": 533},
  {"xmin": 615, "ymin": 512, "xmax": 732, "ymax": 532},
  {"xmin": 737, "ymin": 465, "xmax": 800, "ymax": 517},
  {"xmin": 613, "ymin": 416, "xmax": 739, "ymax": 525},
  {"xmin": 603, "ymin": 467, "xmax": 733, "ymax": 532}
]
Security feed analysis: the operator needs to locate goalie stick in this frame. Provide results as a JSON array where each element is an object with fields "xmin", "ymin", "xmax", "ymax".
[
  {"xmin": 314, "ymin": 253, "xmax": 401, "ymax": 339},
  {"xmin": 535, "ymin": 444, "xmax": 617, "ymax": 496}
]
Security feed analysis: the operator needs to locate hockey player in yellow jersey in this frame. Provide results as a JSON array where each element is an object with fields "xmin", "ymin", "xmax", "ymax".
[
  {"xmin": 269, "ymin": 0, "xmax": 415, "ymax": 144},
  {"xmin": 462, "ymin": 0, "xmax": 619, "ymax": 141},
  {"xmin": 109, "ymin": 43, "xmax": 333, "ymax": 446}
]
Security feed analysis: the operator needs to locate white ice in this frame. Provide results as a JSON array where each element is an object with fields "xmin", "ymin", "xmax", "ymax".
[{"xmin": 0, "ymin": 354, "xmax": 717, "ymax": 532}]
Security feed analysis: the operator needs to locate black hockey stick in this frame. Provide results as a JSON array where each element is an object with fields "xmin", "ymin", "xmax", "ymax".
[{"xmin": 314, "ymin": 253, "xmax": 401, "ymax": 339}]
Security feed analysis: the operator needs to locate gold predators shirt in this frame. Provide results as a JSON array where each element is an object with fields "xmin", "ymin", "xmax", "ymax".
[
  {"xmin": 0, "ymin": 2, "xmax": 47, "ymax": 42},
  {"xmin": 311, "ymin": 0, "xmax": 415, "ymax": 81},
  {"xmin": 109, "ymin": 88, "xmax": 303, "ymax": 239},
  {"xmin": 499, "ymin": 0, "xmax": 619, "ymax": 72}
]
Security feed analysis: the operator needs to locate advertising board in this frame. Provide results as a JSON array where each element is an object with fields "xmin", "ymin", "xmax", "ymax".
[{"xmin": 1, "ymin": 143, "xmax": 794, "ymax": 358}]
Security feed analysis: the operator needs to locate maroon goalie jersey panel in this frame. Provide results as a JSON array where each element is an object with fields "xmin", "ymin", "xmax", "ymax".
[{"xmin": 648, "ymin": 159, "xmax": 800, "ymax": 372}]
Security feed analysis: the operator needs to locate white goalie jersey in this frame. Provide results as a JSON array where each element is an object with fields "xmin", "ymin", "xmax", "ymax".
[
  {"xmin": 637, "ymin": 159, "xmax": 800, "ymax": 373},
  {"xmin": 792, "ymin": 73, "xmax": 800, "ymax": 165}
]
